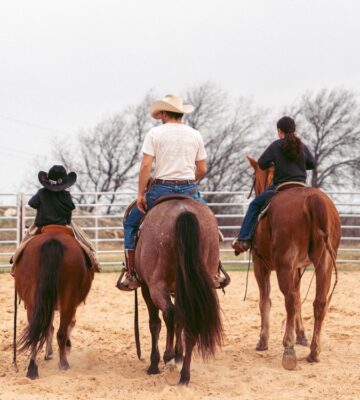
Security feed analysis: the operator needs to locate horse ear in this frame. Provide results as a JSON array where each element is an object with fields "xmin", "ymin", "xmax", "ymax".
[{"xmin": 246, "ymin": 156, "xmax": 258, "ymax": 170}]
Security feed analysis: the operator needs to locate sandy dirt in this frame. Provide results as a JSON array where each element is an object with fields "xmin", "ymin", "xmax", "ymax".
[{"xmin": 0, "ymin": 271, "xmax": 359, "ymax": 400}]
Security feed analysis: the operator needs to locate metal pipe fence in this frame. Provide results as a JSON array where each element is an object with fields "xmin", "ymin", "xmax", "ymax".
[{"xmin": 0, "ymin": 191, "xmax": 359, "ymax": 270}]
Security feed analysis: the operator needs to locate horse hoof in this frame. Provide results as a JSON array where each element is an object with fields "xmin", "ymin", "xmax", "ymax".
[
  {"xmin": 175, "ymin": 354, "xmax": 184, "ymax": 363},
  {"xmin": 26, "ymin": 371, "xmax": 39, "ymax": 380},
  {"xmin": 306, "ymin": 354, "xmax": 319, "ymax": 363},
  {"xmin": 164, "ymin": 361, "xmax": 180, "ymax": 386},
  {"xmin": 26, "ymin": 361, "xmax": 39, "ymax": 380},
  {"xmin": 179, "ymin": 372, "xmax": 190, "ymax": 386},
  {"xmin": 296, "ymin": 332, "xmax": 308, "ymax": 347},
  {"xmin": 163, "ymin": 352, "xmax": 175, "ymax": 364},
  {"xmin": 256, "ymin": 341, "xmax": 268, "ymax": 351},
  {"xmin": 44, "ymin": 354, "xmax": 53, "ymax": 361},
  {"xmin": 147, "ymin": 365, "xmax": 160, "ymax": 375},
  {"xmin": 59, "ymin": 361, "xmax": 70, "ymax": 371},
  {"xmin": 282, "ymin": 347, "xmax": 297, "ymax": 370}
]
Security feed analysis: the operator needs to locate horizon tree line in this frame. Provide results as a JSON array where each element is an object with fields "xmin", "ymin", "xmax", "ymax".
[{"xmin": 30, "ymin": 82, "xmax": 360, "ymax": 213}]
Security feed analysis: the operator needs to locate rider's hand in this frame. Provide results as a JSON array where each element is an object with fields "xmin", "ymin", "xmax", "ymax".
[
  {"xmin": 231, "ymin": 239, "xmax": 241, "ymax": 256},
  {"xmin": 137, "ymin": 194, "xmax": 147, "ymax": 214}
]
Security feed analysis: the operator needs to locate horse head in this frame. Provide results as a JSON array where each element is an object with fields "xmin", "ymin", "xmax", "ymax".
[{"xmin": 247, "ymin": 156, "xmax": 274, "ymax": 196}]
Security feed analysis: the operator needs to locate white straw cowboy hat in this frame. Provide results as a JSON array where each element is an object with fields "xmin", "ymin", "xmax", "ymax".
[{"xmin": 150, "ymin": 94, "xmax": 194, "ymax": 119}]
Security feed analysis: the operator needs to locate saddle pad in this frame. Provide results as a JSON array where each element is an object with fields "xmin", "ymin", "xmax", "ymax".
[{"xmin": 40, "ymin": 225, "xmax": 74, "ymax": 237}]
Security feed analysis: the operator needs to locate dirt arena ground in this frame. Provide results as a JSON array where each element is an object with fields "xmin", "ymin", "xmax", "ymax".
[{"xmin": 0, "ymin": 271, "xmax": 359, "ymax": 400}]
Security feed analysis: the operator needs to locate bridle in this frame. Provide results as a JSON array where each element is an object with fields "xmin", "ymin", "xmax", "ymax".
[{"xmin": 247, "ymin": 175, "xmax": 256, "ymax": 199}]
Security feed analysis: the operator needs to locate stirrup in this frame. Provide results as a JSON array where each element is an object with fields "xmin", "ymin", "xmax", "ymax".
[
  {"xmin": 116, "ymin": 268, "xmax": 140, "ymax": 292},
  {"xmin": 214, "ymin": 261, "xmax": 231, "ymax": 290}
]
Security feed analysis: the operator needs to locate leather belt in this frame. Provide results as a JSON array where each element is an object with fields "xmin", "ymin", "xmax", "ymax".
[{"xmin": 153, "ymin": 179, "xmax": 195, "ymax": 186}]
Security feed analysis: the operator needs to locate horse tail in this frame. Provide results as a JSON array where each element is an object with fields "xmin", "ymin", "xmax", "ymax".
[
  {"xmin": 174, "ymin": 211, "xmax": 223, "ymax": 359},
  {"xmin": 307, "ymin": 193, "xmax": 340, "ymax": 301},
  {"xmin": 18, "ymin": 238, "xmax": 64, "ymax": 354},
  {"xmin": 307, "ymin": 193, "xmax": 339, "ymax": 263}
]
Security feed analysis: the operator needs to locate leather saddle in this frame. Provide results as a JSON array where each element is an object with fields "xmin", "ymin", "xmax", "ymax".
[{"xmin": 258, "ymin": 182, "xmax": 307, "ymax": 221}]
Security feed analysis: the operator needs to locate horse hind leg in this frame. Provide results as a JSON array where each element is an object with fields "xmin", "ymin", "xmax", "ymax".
[
  {"xmin": 307, "ymin": 254, "xmax": 332, "ymax": 363},
  {"xmin": 26, "ymin": 344, "xmax": 39, "ymax": 379},
  {"xmin": 162, "ymin": 297, "xmax": 176, "ymax": 364},
  {"xmin": 179, "ymin": 335, "xmax": 196, "ymax": 385},
  {"xmin": 23, "ymin": 307, "xmax": 39, "ymax": 379},
  {"xmin": 141, "ymin": 285, "xmax": 161, "ymax": 375},
  {"xmin": 276, "ymin": 265, "xmax": 299, "ymax": 370},
  {"xmin": 57, "ymin": 307, "xmax": 76, "ymax": 371},
  {"xmin": 45, "ymin": 323, "xmax": 55, "ymax": 360},
  {"xmin": 66, "ymin": 316, "xmax": 76, "ymax": 349},
  {"xmin": 174, "ymin": 325, "xmax": 184, "ymax": 363},
  {"xmin": 254, "ymin": 260, "xmax": 271, "ymax": 351},
  {"xmin": 294, "ymin": 271, "xmax": 308, "ymax": 346}
]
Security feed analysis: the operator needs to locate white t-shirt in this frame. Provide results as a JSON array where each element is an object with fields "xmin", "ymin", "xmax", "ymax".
[{"xmin": 141, "ymin": 123, "xmax": 207, "ymax": 180}]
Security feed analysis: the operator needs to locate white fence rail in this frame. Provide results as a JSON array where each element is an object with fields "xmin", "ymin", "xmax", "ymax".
[{"xmin": 0, "ymin": 191, "xmax": 359, "ymax": 270}]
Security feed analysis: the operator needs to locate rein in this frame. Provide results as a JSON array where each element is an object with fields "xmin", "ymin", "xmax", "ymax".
[
  {"xmin": 13, "ymin": 285, "xmax": 18, "ymax": 372},
  {"xmin": 247, "ymin": 176, "xmax": 255, "ymax": 199},
  {"xmin": 134, "ymin": 289, "xmax": 141, "ymax": 360},
  {"xmin": 243, "ymin": 247, "xmax": 252, "ymax": 301}
]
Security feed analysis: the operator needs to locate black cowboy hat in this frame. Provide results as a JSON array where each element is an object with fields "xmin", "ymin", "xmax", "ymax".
[{"xmin": 38, "ymin": 165, "xmax": 77, "ymax": 192}]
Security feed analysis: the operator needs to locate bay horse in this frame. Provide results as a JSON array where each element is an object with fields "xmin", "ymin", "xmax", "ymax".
[
  {"xmin": 134, "ymin": 197, "xmax": 223, "ymax": 385},
  {"xmin": 14, "ymin": 226, "xmax": 95, "ymax": 379},
  {"xmin": 246, "ymin": 156, "xmax": 340, "ymax": 369}
]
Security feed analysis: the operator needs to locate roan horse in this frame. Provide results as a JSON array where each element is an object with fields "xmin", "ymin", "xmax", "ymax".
[
  {"xmin": 134, "ymin": 197, "xmax": 223, "ymax": 385},
  {"xmin": 14, "ymin": 227, "xmax": 95, "ymax": 379},
  {"xmin": 246, "ymin": 156, "xmax": 341, "ymax": 369}
]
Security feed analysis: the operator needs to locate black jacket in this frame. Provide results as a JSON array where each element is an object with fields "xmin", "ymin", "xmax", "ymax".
[
  {"xmin": 28, "ymin": 188, "xmax": 75, "ymax": 227},
  {"xmin": 258, "ymin": 139, "xmax": 315, "ymax": 186}
]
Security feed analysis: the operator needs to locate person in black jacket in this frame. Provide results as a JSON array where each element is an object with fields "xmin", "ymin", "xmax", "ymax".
[
  {"xmin": 29, "ymin": 165, "xmax": 76, "ymax": 226},
  {"xmin": 11, "ymin": 165, "xmax": 98, "ymax": 272},
  {"xmin": 232, "ymin": 116, "xmax": 315, "ymax": 254}
]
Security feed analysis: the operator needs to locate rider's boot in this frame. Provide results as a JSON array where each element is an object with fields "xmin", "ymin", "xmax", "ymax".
[
  {"xmin": 116, "ymin": 249, "xmax": 140, "ymax": 291},
  {"xmin": 231, "ymin": 239, "xmax": 251, "ymax": 255}
]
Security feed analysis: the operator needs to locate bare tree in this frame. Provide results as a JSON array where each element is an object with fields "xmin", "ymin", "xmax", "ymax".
[
  {"xmin": 184, "ymin": 82, "xmax": 268, "ymax": 192},
  {"xmin": 53, "ymin": 93, "xmax": 155, "ymax": 212},
  {"xmin": 293, "ymin": 88, "xmax": 360, "ymax": 188}
]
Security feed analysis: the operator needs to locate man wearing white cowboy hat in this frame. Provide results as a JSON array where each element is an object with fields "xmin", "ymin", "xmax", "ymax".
[{"xmin": 116, "ymin": 94, "xmax": 208, "ymax": 291}]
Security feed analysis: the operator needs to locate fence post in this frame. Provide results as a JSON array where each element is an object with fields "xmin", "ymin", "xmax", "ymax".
[
  {"xmin": 95, "ymin": 192, "xmax": 99, "ymax": 257},
  {"xmin": 16, "ymin": 193, "xmax": 24, "ymax": 244}
]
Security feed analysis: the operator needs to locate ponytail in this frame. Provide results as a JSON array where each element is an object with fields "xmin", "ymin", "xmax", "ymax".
[
  {"xmin": 277, "ymin": 116, "xmax": 303, "ymax": 161},
  {"xmin": 282, "ymin": 132, "xmax": 303, "ymax": 160}
]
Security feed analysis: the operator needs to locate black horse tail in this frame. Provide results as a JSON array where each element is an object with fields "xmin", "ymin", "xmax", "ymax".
[
  {"xmin": 175, "ymin": 211, "xmax": 223, "ymax": 359},
  {"xmin": 18, "ymin": 239, "xmax": 64, "ymax": 354}
]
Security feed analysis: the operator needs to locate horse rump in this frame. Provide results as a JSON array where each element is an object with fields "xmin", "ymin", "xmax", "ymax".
[
  {"xmin": 174, "ymin": 211, "xmax": 223, "ymax": 359},
  {"xmin": 306, "ymin": 192, "xmax": 340, "ymax": 263},
  {"xmin": 18, "ymin": 238, "xmax": 64, "ymax": 354}
]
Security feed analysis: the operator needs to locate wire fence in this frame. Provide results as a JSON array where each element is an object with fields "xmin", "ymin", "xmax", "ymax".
[{"xmin": 0, "ymin": 191, "xmax": 359, "ymax": 270}]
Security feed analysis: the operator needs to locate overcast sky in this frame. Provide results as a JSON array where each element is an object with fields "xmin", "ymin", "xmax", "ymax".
[{"xmin": 1, "ymin": 0, "xmax": 359, "ymax": 193}]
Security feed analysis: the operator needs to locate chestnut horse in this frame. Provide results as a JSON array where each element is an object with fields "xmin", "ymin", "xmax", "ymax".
[
  {"xmin": 247, "ymin": 157, "xmax": 340, "ymax": 369},
  {"xmin": 14, "ymin": 228, "xmax": 95, "ymax": 379},
  {"xmin": 135, "ymin": 197, "xmax": 223, "ymax": 385}
]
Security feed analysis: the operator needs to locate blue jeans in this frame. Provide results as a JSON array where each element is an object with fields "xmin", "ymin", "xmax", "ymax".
[
  {"xmin": 237, "ymin": 185, "xmax": 276, "ymax": 241},
  {"xmin": 124, "ymin": 183, "xmax": 206, "ymax": 249}
]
